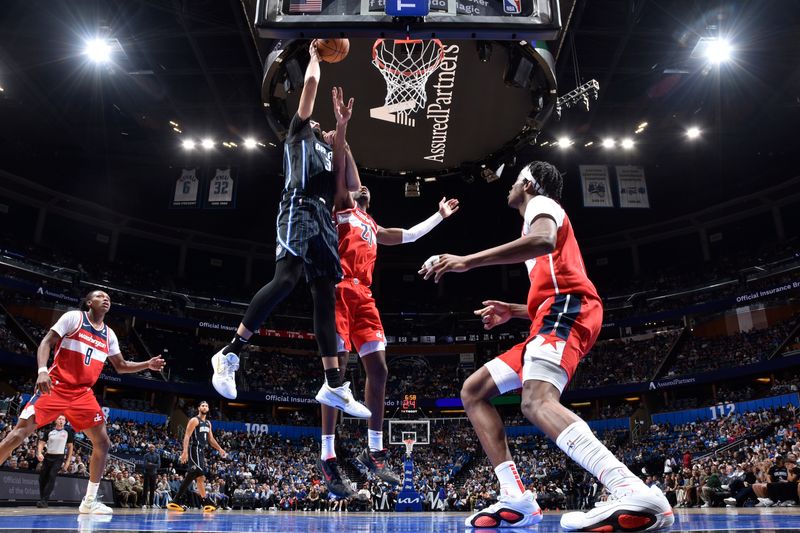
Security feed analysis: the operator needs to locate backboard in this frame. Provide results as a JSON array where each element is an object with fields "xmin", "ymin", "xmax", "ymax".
[{"xmin": 388, "ymin": 419, "xmax": 431, "ymax": 446}]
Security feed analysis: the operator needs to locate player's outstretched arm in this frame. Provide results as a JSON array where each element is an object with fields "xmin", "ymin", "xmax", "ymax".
[
  {"xmin": 108, "ymin": 353, "xmax": 166, "ymax": 375},
  {"xmin": 332, "ymin": 86, "xmax": 359, "ymax": 195},
  {"xmin": 377, "ymin": 197, "xmax": 459, "ymax": 246},
  {"xmin": 333, "ymin": 143, "xmax": 358, "ymax": 211},
  {"xmin": 419, "ymin": 216, "xmax": 557, "ymax": 283},
  {"xmin": 474, "ymin": 300, "xmax": 529, "ymax": 330},
  {"xmin": 297, "ymin": 41, "xmax": 321, "ymax": 120},
  {"xmin": 207, "ymin": 424, "xmax": 227, "ymax": 458}
]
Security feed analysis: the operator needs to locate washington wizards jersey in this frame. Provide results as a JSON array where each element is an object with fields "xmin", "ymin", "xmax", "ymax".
[
  {"xmin": 336, "ymin": 206, "xmax": 378, "ymax": 286},
  {"xmin": 49, "ymin": 311, "xmax": 119, "ymax": 391},
  {"xmin": 522, "ymin": 196, "xmax": 600, "ymax": 315},
  {"xmin": 284, "ymin": 113, "xmax": 336, "ymax": 206}
]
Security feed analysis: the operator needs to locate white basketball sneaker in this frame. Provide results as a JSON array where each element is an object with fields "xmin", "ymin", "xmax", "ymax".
[
  {"xmin": 465, "ymin": 490, "xmax": 543, "ymax": 528},
  {"xmin": 315, "ymin": 381, "xmax": 371, "ymax": 418},
  {"xmin": 560, "ymin": 484, "xmax": 673, "ymax": 531},
  {"xmin": 211, "ymin": 349, "xmax": 239, "ymax": 399},
  {"xmin": 78, "ymin": 496, "xmax": 113, "ymax": 514}
]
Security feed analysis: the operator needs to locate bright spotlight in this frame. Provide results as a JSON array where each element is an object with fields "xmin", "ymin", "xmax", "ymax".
[
  {"xmin": 243, "ymin": 138, "xmax": 258, "ymax": 149},
  {"xmin": 621, "ymin": 138, "xmax": 634, "ymax": 150},
  {"xmin": 602, "ymin": 138, "xmax": 615, "ymax": 149},
  {"xmin": 201, "ymin": 138, "xmax": 214, "ymax": 150},
  {"xmin": 686, "ymin": 127, "xmax": 701, "ymax": 139},
  {"xmin": 706, "ymin": 39, "xmax": 732, "ymax": 64},
  {"xmin": 181, "ymin": 139, "xmax": 195, "ymax": 150},
  {"xmin": 557, "ymin": 136, "xmax": 573, "ymax": 149},
  {"xmin": 85, "ymin": 38, "xmax": 112, "ymax": 64}
]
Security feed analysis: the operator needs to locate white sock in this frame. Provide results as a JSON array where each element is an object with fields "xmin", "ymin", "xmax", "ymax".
[
  {"xmin": 85, "ymin": 481, "xmax": 100, "ymax": 499},
  {"xmin": 368, "ymin": 430, "xmax": 383, "ymax": 452},
  {"xmin": 321, "ymin": 434, "xmax": 336, "ymax": 460},
  {"xmin": 494, "ymin": 460, "xmax": 525, "ymax": 498},
  {"xmin": 556, "ymin": 421, "xmax": 643, "ymax": 494}
]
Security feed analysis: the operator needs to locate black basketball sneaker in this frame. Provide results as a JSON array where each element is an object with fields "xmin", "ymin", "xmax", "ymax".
[
  {"xmin": 317, "ymin": 458, "xmax": 357, "ymax": 498},
  {"xmin": 356, "ymin": 448, "xmax": 402, "ymax": 485}
]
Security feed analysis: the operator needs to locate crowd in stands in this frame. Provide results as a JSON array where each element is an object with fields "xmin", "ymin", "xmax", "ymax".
[
  {"xmin": 570, "ymin": 330, "xmax": 680, "ymax": 389},
  {"xmin": 667, "ymin": 320, "xmax": 796, "ymax": 377}
]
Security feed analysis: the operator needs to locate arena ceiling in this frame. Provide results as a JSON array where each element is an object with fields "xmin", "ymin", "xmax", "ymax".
[{"xmin": 0, "ymin": 0, "xmax": 798, "ymax": 243}]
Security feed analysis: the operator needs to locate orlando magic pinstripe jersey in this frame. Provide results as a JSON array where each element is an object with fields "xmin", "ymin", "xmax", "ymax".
[
  {"xmin": 284, "ymin": 113, "xmax": 336, "ymax": 205},
  {"xmin": 190, "ymin": 417, "xmax": 210, "ymax": 449}
]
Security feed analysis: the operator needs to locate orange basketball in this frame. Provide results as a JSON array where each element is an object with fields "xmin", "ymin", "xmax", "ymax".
[{"xmin": 315, "ymin": 38, "xmax": 350, "ymax": 63}]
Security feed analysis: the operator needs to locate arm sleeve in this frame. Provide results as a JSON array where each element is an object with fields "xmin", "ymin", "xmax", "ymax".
[
  {"xmin": 107, "ymin": 328, "xmax": 121, "ymax": 356},
  {"xmin": 50, "ymin": 311, "xmax": 81, "ymax": 337},
  {"xmin": 523, "ymin": 196, "xmax": 565, "ymax": 234},
  {"xmin": 401, "ymin": 212, "xmax": 444, "ymax": 243}
]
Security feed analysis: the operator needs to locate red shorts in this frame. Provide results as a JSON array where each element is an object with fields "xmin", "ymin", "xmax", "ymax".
[
  {"xmin": 485, "ymin": 293, "xmax": 602, "ymax": 394},
  {"xmin": 19, "ymin": 385, "xmax": 105, "ymax": 432},
  {"xmin": 335, "ymin": 278, "xmax": 385, "ymax": 356}
]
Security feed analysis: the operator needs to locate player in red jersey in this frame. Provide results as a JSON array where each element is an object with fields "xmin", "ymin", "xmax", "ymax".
[
  {"xmin": 0, "ymin": 290, "xmax": 165, "ymax": 514},
  {"xmin": 316, "ymin": 174, "xmax": 459, "ymax": 496},
  {"xmin": 421, "ymin": 161, "xmax": 673, "ymax": 531}
]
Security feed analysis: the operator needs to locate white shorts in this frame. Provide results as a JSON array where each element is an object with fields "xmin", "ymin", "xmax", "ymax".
[{"xmin": 484, "ymin": 341, "xmax": 570, "ymax": 395}]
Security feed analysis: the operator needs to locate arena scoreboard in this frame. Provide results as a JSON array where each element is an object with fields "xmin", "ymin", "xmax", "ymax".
[
  {"xmin": 255, "ymin": 0, "xmax": 561, "ymax": 40},
  {"xmin": 401, "ymin": 394, "xmax": 418, "ymax": 413}
]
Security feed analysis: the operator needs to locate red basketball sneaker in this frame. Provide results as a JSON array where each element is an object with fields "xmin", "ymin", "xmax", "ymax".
[
  {"xmin": 560, "ymin": 484, "xmax": 674, "ymax": 531},
  {"xmin": 465, "ymin": 490, "xmax": 543, "ymax": 528}
]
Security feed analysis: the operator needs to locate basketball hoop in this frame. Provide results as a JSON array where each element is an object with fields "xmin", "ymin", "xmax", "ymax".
[
  {"xmin": 403, "ymin": 437, "xmax": 416, "ymax": 456},
  {"xmin": 372, "ymin": 39, "xmax": 445, "ymax": 115}
]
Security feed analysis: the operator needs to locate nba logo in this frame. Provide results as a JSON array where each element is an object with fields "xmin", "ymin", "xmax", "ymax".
[{"xmin": 504, "ymin": 0, "xmax": 522, "ymax": 14}]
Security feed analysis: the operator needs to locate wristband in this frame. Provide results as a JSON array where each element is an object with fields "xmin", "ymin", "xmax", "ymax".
[{"xmin": 37, "ymin": 367, "xmax": 48, "ymax": 374}]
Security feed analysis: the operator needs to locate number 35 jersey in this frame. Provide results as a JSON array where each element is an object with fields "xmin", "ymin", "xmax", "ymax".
[
  {"xmin": 336, "ymin": 206, "xmax": 378, "ymax": 286},
  {"xmin": 49, "ymin": 310, "xmax": 120, "ymax": 391}
]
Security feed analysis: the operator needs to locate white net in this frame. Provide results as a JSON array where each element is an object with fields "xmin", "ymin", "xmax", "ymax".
[{"xmin": 371, "ymin": 39, "xmax": 445, "ymax": 115}]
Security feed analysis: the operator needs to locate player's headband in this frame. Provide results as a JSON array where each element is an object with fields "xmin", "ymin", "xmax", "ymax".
[{"xmin": 519, "ymin": 166, "xmax": 546, "ymax": 196}]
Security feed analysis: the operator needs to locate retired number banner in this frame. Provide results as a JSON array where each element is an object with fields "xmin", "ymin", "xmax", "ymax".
[
  {"xmin": 616, "ymin": 165, "xmax": 650, "ymax": 208},
  {"xmin": 579, "ymin": 165, "xmax": 613, "ymax": 207}
]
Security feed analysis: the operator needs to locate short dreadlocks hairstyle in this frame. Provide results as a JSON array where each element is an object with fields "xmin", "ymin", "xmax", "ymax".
[{"xmin": 524, "ymin": 161, "xmax": 563, "ymax": 202}]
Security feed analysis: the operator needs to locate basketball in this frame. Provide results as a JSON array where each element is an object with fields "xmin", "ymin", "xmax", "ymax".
[{"xmin": 315, "ymin": 38, "xmax": 350, "ymax": 63}]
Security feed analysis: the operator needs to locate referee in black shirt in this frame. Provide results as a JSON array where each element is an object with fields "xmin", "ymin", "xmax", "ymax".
[{"xmin": 36, "ymin": 415, "xmax": 74, "ymax": 508}]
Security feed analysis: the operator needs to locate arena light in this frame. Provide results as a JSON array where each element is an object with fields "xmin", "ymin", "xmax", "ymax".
[
  {"xmin": 201, "ymin": 138, "xmax": 214, "ymax": 150},
  {"xmin": 584, "ymin": 141, "xmax": 594, "ymax": 147},
  {"xmin": 243, "ymin": 137, "xmax": 258, "ymax": 149},
  {"xmin": 602, "ymin": 138, "xmax": 615, "ymax": 149},
  {"xmin": 84, "ymin": 38, "xmax": 112, "ymax": 64},
  {"xmin": 686, "ymin": 126, "xmax": 701, "ymax": 139},
  {"xmin": 181, "ymin": 139, "xmax": 195, "ymax": 150},
  {"xmin": 620, "ymin": 138, "xmax": 634, "ymax": 150},
  {"xmin": 557, "ymin": 136, "xmax": 573, "ymax": 149},
  {"xmin": 706, "ymin": 38, "xmax": 732, "ymax": 64}
]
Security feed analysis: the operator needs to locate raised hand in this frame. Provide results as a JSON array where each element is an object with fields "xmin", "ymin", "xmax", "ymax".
[
  {"xmin": 418, "ymin": 254, "xmax": 469, "ymax": 283},
  {"xmin": 332, "ymin": 86, "xmax": 354, "ymax": 125},
  {"xmin": 148, "ymin": 356, "xmax": 166, "ymax": 372},
  {"xmin": 438, "ymin": 197, "xmax": 460, "ymax": 218},
  {"xmin": 309, "ymin": 40, "xmax": 321, "ymax": 63},
  {"xmin": 474, "ymin": 300, "xmax": 513, "ymax": 330}
]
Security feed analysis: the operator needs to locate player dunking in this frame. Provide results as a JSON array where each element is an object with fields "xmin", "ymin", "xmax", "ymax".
[
  {"xmin": 318, "ymin": 183, "xmax": 460, "ymax": 496},
  {"xmin": 421, "ymin": 162, "xmax": 673, "ymax": 531},
  {"xmin": 0, "ymin": 290, "xmax": 166, "ymax": 514},
  {"xmin": 167, "ymin": 401, "xmax": 227, "ymax": 512},
  {"xmin": 210, "ymin": 41, "xmax": 370, "ymax": 420}
]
